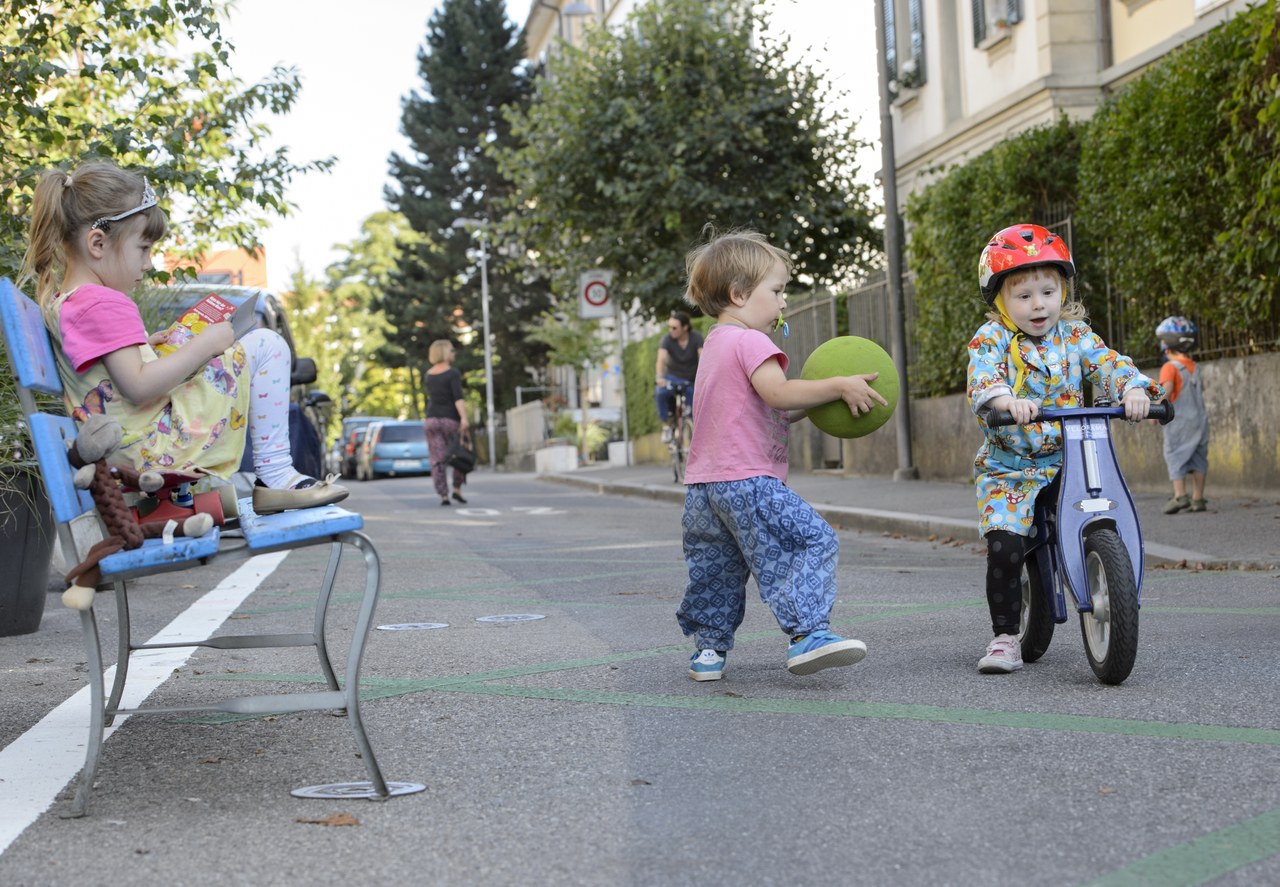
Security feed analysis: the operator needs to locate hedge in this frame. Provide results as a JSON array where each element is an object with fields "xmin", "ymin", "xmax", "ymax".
[{"xmin": 904, "ymin": 1, "xmax": 1279, "ymax": 397}]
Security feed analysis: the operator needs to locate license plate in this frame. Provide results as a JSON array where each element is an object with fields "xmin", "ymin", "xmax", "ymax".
[{"xmin": 392, "ymin": 459, "xmax": 420, "ymax": 470}]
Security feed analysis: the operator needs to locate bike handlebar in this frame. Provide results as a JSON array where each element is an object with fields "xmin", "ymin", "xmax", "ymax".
[{"xmin": 986, "ymin": 401, "xmax": 1174, "ymax": 427}]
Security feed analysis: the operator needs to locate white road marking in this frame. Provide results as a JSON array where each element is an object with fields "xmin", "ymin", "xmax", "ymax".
[{"xmin": 0, "ymin": 552, "xmax": 287, "ymax": 854}]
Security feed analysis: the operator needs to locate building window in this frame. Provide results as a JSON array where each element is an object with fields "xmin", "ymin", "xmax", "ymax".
[
  {"xmin": 972, "ymin": 0, "xmax": 1022, "ymax": 46},
  {"xmin": 884, "ymin": 0, "xmax": 927, "ymax": 92}
]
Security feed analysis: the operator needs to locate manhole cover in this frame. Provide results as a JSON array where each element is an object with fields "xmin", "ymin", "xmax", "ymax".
[
  {"xmin": 291, "ymin": 781, "xmax": 426, "ymax": 800},
  {"xmin": 376, "ymin": 622, "xmax": 449, "ymax": 631},
  {"xmin": 475, "ymin": 614, "xmax": 546, "ymax": 623}
]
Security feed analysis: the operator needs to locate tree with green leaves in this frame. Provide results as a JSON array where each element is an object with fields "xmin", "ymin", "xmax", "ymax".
[
  {"xmin": 495, "ymin": 0, "xmax": 880, "ymax": 322},
  {"xmin": 0, "ymin": 0, "xmax": 329, "ymax": 282},
  {"xmin": 385, "ymin": 0, "xmax": 551, "ymax": 412}
]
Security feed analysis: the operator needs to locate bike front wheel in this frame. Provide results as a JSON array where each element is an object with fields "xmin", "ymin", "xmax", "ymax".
[
  {"xmin": 1018, "ymin": 556, "xmax": 1055, "ymax": 663},
  {"xmin": 1079, "ymin": 529, "xmax": 1139, "ymax": 685},
  {"xmin": 671, "ymin": 418, "xmax": 692, "ymax": 483}
]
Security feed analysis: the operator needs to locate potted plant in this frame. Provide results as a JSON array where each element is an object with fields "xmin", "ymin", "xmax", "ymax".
[{"xmin": 0, "ymin": 350, "xmax": 56, "ymax": 637}]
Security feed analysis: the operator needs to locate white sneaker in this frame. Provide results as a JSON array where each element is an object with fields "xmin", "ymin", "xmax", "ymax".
[
  {"xmin": 661, "ymin": 426, "xmax": 673, "ymax": 443},
  {"xmin": 978, "ymin": 633, "xmax": 1023, "ymax": 674}
]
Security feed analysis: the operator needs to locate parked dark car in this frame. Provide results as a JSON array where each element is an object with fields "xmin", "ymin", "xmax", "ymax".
[{"xmin": 356, "ymin": 420, "xmax": 431, "ymax": 480}]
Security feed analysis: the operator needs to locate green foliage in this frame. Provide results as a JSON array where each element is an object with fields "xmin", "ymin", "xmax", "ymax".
[
  {"xmin": 495, "ymin": 0, "xmax": 881, "ymax": 323},
  {"xmin": 384, "ymin": 0, "xmax": 550, "ymax": 411},
  {"xmin": 904, "ymin": 117, "xmax": 1085, "ymax": 395},
  {"xmin": 0, "ymin": 0, "xmax": 330, "ymax": 281},
  {"xmin": 1219, "ymin": 0, "xmax": 1280, "ymax": 328},
  {"xmin": 1078, "ymin": 5, "xmax": 1267, "ymax": 347}
]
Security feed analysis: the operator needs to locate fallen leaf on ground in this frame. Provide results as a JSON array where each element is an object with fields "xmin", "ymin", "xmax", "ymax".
[{"xmin": 296, "ymin": 813, "xmax": 359, "ymax": 827}]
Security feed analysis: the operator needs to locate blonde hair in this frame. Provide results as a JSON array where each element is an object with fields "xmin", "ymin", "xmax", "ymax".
[
  {"xmin": 19, "ymin": 161, "xmax": 168, "ymax": 307},
  {"xmin": 985, "ymin": 265, "xmax": 1086, "ymax": 324},
  {"xmin": 685, "ymin": 228, "xmax": 792, "ymax": 317},
  {"xmin": 428, "ymin": 339, "xmax": 454, "ymax": 364}
]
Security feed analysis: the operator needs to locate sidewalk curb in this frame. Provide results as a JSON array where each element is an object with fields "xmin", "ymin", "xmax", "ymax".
[{"xmin": 540, "ymin": 472, "xmax": 1276, "ymax": 571}]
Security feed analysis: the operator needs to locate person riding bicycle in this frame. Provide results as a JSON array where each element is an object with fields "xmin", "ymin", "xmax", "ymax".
[
  {"xmin": 655, "ymin": 310, "xmax": 703, "ymax": 442},
  {"xmin": 967, "ymin": 223, "xmax": 1163, "ymax": 675}
]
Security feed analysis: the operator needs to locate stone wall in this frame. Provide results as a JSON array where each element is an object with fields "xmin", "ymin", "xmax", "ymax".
[{"xmin": 824, "ymin": 350, "xmax": 1280, "ymax": 496}]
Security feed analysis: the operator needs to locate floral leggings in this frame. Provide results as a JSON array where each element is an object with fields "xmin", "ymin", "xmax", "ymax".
[{"xmin": 424, "ymin": 417, "xmax": 466, "ymax": 499}]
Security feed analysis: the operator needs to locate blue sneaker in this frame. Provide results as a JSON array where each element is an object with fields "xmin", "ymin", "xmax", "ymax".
[
  {"xmin": 786, "ymin": 630, "xmax": 866, "ymax": 676},
  {"xmin": 689, "ymin": 649, "xmax": 726, "ymax": 682}
]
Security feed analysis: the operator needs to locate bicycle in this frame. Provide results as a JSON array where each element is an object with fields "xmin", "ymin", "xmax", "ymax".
[
  {"xmin": 988, "ymin": 401, "xmax": 1173, "ymax": 685},
  {"xmin": 665, "ymin": 381, "xmax": 693, "ymax": 483}
]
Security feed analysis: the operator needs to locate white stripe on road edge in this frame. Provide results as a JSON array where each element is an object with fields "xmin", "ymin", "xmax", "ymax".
[{"xmin": 0, "ymin": 552, "xmax": 288, "ymax": 854}]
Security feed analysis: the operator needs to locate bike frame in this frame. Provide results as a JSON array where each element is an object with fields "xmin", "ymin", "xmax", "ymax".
[{"xmin": 1023, "ymin": 406, "xmax": 1146, "ymax": 622}]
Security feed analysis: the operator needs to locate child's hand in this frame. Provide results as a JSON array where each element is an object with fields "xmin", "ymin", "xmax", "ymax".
[
  {"xmin": 147, "ymin": 329, "xmax": 169, "ymax": 348},
  {"xmin": 196, "ymin": 320, "xmax": 235, "ymax": 356},
  {"xmin": 1121, "ymin": 388, "xmax": 1151, "ymax": 422},
  {"xmin": 837, "ymin": 373, "xmax": 888, "ymax": 416},
  {"xmin": 987, "ymin": 395, "xmax": 1039, "ymax": 425}
]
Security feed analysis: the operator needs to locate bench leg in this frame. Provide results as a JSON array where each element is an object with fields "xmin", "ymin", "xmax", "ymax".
[
  {"xmin": 67, "ymin": 605, "xmax": 108, "ymax": 818},
  {"xmin": 312, "ymin": 542, "xmax": 343, "ymax": 692},
  {"xmin": 342, "ymin": 531, "xmax": 389, "ymax": 797},
  {"xmin": 103, "ymin": 581, "xmax": 132, "ymax": 726}
]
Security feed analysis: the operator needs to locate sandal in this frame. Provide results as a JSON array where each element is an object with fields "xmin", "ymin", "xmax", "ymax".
[
  {"xmin": 1189, "ymin": 498, "xmax": 1208, "ymax": 512},
  {"xmin": 452, "ymin": 490, "xmax": 467, "ymax": 504}
]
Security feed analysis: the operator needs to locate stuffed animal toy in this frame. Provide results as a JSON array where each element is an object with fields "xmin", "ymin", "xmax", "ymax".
[{"xmin": 60, "ymin": 415, "xmax": 215, "ymax": 611}]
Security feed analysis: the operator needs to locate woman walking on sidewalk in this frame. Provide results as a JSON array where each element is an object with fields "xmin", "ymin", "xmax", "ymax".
[{"xmin": 424, "ymin": 339, "xmax": 470, "ymax": 507}]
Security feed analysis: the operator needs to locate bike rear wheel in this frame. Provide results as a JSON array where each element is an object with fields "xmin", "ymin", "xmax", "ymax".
[
  {"xmin": 1018, "ymin": 556, "xmax": 1055, "ymax": 663},
  {"xmin": 1079, "ymin": 529, "xmax": 1140, "ymax": 685},
  {"xmin": 671, "ymin": 415, "xmax": 692, "ymax": 483}
]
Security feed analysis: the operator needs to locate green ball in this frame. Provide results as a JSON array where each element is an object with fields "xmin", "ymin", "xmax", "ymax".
[{"xmin": 800, "ymin": 336, "xmax": 899, "ymax": 438}]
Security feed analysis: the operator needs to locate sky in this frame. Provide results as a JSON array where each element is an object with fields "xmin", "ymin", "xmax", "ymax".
[{"xmin": 220, "ymin": 0, "xmax": 881, "ymax": 291}]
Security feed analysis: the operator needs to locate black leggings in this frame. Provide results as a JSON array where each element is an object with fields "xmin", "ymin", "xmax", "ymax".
[{"xmin": 984, "ymin": 530, "xmax": 1026, "ymax": 636}]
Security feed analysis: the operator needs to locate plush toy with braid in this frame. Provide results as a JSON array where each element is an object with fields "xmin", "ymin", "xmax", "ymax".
[{"xmin": 60, "ymin": 415, "xmax": 215, "ymax": 611}]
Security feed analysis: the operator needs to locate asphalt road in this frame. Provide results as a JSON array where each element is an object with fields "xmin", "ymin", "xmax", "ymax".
[{"xmin": 1, "ymin": 471, "xmax": 1278, "ymax": 886}]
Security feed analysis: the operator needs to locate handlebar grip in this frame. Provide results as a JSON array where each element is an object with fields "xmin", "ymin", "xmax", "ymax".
[
  {"xmin": 986, "ymin": 400, "xmax": 1174, "ymax": 426},
  {"xmin": 1150, "ymin": 400, "xmax": 1174, "ymax": 425}
]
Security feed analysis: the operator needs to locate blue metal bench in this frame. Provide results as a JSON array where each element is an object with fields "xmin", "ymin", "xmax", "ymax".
[{"xmin": 0, "ymin": 278, "xmax": 417, "ymax": 816}]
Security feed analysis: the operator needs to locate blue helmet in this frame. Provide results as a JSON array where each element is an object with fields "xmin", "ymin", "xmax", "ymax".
[{"xmin": 1156, "ymin": 316, "xmax": 1198, "ymax": 353}]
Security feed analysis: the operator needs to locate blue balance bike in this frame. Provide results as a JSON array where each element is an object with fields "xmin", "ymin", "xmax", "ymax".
[{"xmin": 988, "ymin": 402, "xmax": 1173, "ymax": 685}]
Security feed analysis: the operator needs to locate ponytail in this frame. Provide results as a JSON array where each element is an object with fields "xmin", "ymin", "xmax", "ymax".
[{"xmin": 18, "ymin": 170, "xmax": 73, "ymax": 306}]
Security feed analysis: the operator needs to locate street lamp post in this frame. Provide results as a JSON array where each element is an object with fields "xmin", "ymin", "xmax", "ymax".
[{"xmin": 452, "ymin": 218, "xmax": 497, "ymax": 471}]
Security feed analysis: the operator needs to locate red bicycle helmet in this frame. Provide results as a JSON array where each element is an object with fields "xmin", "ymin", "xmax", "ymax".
[{"xmin": 978, "ymin": 223, "xmax": 1075, "ymax": 303}]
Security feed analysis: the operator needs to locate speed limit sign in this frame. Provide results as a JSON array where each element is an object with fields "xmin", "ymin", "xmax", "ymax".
[{"xmin": 578, "ymin": 270, "xmax": 615, "ymax": 319}]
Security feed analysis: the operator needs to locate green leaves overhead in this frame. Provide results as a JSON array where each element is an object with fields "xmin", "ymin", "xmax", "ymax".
[
  {"xmin": 0, "ymin": 0, "xmax": 331, "ymax": 281},
  {"xmin": 495, "ymin": 0, "xmax": 880, "ymax": 321}
]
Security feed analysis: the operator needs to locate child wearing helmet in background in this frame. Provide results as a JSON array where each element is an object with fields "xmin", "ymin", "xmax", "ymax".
[
  {"xmin": 1154, "ymin": 317, "xmax": 1210, "ymax": 514},
  {"xmin": 966, "ymin": 224, "xmax": 1165, "ymax": 674}
]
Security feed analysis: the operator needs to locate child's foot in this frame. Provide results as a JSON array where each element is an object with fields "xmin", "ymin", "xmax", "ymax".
[
  {"xmin": 1163, "ymin": 494, "xmax": 1191, "ymax": 514},
  {"xmin": 252, "ymin": 474, "xmax": 348, "ymax": 515},
  {"xmin": 785, "ymin": 630, "xmax": 866, "ymax": 675},
  {"xmin": 978, "ymin": 633, "xmax": 1023, "ymax": 673},
  {"xmin": 688, "ymin": 649, "xmax": 726, "ymax": 681},
  {"xmin": 1188, "ymin": 498, "xmax": 1207, "ymax": 512}
]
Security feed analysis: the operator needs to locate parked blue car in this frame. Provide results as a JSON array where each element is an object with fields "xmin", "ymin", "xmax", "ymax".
[{"xmin": 356, "ymin": 420, "xmax": 431, "ymax": 480}]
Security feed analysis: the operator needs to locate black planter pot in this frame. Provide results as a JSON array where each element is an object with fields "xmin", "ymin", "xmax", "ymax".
[{"xmin": 0, "ymin": 467, "xmax": 54, "ymax": 637}]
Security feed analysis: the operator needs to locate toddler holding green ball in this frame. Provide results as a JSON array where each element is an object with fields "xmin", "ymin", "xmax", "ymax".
[{"xmin": 675, "ymin": 229, "xmax": 885, "ymax": 682}]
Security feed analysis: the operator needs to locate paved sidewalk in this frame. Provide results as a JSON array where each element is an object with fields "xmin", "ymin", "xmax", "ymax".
[{"xmin": 545, "ymin": 462, "xmax": 1280, "ymax": 570}]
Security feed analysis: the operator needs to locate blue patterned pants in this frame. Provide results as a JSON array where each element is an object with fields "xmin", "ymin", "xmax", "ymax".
[{"xmin": 677, "ymin": 477, "xmax": 840, "ymax": 651}]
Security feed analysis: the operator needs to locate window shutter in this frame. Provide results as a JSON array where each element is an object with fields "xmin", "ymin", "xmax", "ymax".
[
  {"xmin": 972, "ymin": 0, "xmax": 986, "ymax": 45},
  {"xmin": 908, "ymin": 0, "xmax": 926, "ymax": 83},
  {"xmin": 883, "ymin": 0, "xmax": 898, "ymax": 83}
]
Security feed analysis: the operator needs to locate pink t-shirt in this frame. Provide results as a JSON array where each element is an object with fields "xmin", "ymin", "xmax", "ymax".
[
  {"xmin": 683, "ymin": 325, "xmax": 790, "ymax": 484},
  {"xmin": 59, "ymin": 285, "xmax": 148, "ymax": 373}
]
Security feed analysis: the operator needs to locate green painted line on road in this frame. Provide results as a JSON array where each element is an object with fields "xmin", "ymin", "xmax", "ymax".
[
  {"xmin": 1082, "ymin": 806, "xmax": 1280, "ymax": 886},
  {"xmin": 427, "ymin": 682, "xmax": 1280, "ymax": 746},
  {"xmin": 192, "ymin": 658, "xmax": 1280, "ymax": 747}
]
